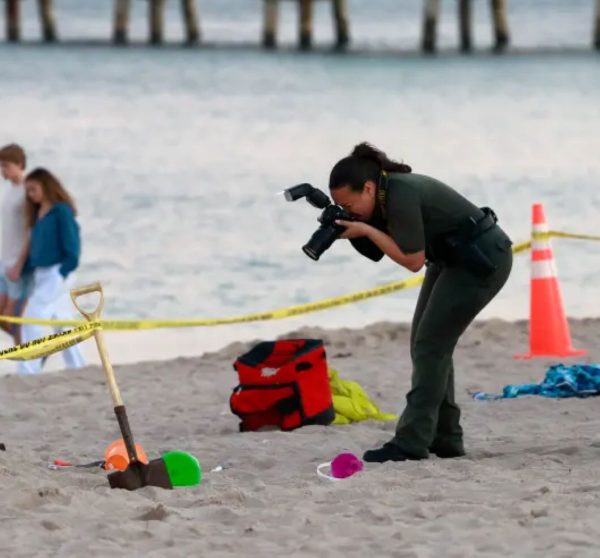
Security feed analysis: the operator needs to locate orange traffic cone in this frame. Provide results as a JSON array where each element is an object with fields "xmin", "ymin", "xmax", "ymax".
[{"xmin": 515, "ymin": 203, "xmax": 586, "ymax": 359}]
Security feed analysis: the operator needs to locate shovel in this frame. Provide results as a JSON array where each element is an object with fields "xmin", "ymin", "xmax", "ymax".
[{"xmin": 70, "ymin": 282, "xmax": 201, "ymax": 491}]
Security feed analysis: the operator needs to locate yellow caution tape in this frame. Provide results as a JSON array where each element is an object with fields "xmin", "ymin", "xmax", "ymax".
[
  {"xmin": 0, "ymin": 322, "xmax": 99, "ymax": 361},
  {"xmin": 0, "ymin": 229, "xmax": 595, "ymax": 331},
  {"xmin": 511, "ymin": 240, "xmax": 531, "ymax": 255},
  {"xmin": 0, "ymin": 276, "xmax": 426, "ymax": 330},
  {"xmin": 536, "ymin": 230, "xmax": 600, "ymax": 243}
]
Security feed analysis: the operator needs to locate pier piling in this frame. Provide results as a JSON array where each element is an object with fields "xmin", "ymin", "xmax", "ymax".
[
  {"xmin": 491, "ymin": 0, "xmax": 510, "ymax": 51},
  {"xmin": 6, "ymin": 0, "xmax": 20, "ymax": 43},
  {"xmin": 181, "ymin": 0, "xmax": 200, "ymax": 45},
  {"xmin": 422, "ymin": 0, "xmax": 440, "ymax": 53},
  {"xmin": 149, "ymin": 0, "xmax": 165, "ymax": 45},
  {"xmin": 458, "ymin": 0, "xmax": 472, "ymax": 52},
  {"xmin": 299, "ymin": 0, "xmax": 314, "ymax": 50},
  {"xmin": 332, "ymin": 0, "xmax": 349, "ymax": 49}
]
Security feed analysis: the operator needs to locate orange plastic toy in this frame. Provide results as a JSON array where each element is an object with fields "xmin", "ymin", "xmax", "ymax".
[{"xmin": 103, "ymin": 439, "xmax": 149, "ymax": 471}]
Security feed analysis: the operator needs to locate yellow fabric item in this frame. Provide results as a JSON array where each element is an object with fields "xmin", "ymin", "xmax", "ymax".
[{"xmin": 329, "ymin": 368, "xmax": 397, "ymax": 425}]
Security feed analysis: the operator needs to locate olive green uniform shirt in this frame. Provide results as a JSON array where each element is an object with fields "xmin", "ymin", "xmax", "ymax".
[{"xmin": 350, "ymin": 173, "xmax": 483, "ymax": 261}]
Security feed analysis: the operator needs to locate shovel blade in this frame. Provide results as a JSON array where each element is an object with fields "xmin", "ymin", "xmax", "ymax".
[{"xmin": 108, "ymin": 458, "xmax": 173, "ymax": 491}]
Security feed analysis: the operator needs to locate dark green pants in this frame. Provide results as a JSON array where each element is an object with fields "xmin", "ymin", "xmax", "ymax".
[{"xmin": 393, "ymin": 227, "xmax": 513, "ymax": 457}]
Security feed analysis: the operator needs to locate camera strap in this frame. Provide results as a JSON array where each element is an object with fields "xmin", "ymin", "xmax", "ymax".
[{"xmin": 376, "ymin": 171, "xmax": 389, "ymax": 218}]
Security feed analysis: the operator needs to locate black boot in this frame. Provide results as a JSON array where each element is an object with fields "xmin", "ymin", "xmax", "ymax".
[
  {"xmin": 0, "ymin": 443, "xmax": 5, "ymax": 451},
  {"xmin": 363, "ymin": 442, "xmax": 425, "ymax": 463},
  {"xmin": 429, "ymin": 440, "xmax": 465, "ymax": 459}
]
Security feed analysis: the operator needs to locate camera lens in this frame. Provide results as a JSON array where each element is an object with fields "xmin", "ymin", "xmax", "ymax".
[
  {"xmin": 302, "ymin": 224, "xmax": 340, "ymax": 261},
  {"xmin": 302, "ymin": 245, "xmax": 320, "ymax": 260}
]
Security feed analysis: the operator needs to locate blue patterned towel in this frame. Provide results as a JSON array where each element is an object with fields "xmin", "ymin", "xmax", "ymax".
[{"xmin": 473, "ymin": 364, "xmax": 600, "ymax": 400}]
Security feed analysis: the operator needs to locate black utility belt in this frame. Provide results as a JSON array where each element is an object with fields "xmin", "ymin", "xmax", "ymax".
[{"xmin": 428, "ymin": 207, "xmax": 499, "ymax": 278}]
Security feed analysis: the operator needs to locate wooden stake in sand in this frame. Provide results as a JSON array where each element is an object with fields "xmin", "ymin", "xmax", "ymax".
[
  {"xmin": 149, "ymin": 0, "xmax": 165, "ymax": 45},
  {"xmin": 6, "ymin": 0, "xmax": 20, "ymax": 42},
  {"xmin": 299, "ymin": 0, "xmax": 314, "ymax": 50},
  {"xmin": 422, "ymin": 0, "xmax": 440, "ymax": 53},
  {"xmin": 38, "ymin": 0, "xmax": 57, "ymax": 43},
  {"xmin": 458, "ymin": 0, "xmax": 472, "ymax": 52},
  {"xmin": 332, "ymin": 0, "xmax": 349, "ymax": 50},
  {"xmin": 490, "ymin": 0, "xmax": 509, "ymax": 52},
  {"xmin": 181, "ymin": 0, "xmax": 200, "ymax": 45},
  {"xmin": 113, "ymin": 0, "xmax": 131, "ymax": 44},
  {"xmin": 263, "ymin": 0, "xmax": 279, "ymax": 48}
]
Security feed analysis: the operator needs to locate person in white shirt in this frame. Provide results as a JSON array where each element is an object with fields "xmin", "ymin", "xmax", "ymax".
[{"xmin": 0, "ymin": 144, "xmax": 30, "ymax": 344}]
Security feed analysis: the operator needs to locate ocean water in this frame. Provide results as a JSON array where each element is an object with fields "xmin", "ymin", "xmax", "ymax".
[{"xmin": 0, "ymin": 1, "xmax": 599, "ymax": 370}]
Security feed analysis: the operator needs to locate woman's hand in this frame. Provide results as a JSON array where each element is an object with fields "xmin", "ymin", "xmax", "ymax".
[{"xmin": 335, "ymin": 220, "xmax": 372, "ymax": 240}]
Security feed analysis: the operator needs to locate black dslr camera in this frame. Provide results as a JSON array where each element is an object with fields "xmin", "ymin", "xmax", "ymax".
[{"xmin": 283, "ymin": 183, "xmax": 354, "ymax": 261}]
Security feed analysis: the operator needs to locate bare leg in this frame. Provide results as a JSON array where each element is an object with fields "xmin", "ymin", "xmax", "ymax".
[
  {"xmin": 4, "ymin": 298, "xmax": 19, "ymax": 343},
  {"xmin": 0, "ymin": 294, "xmax": 11, "ymax": 335}
]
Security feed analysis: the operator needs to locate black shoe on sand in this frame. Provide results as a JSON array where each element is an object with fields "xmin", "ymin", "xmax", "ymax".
[
  {"xmin": 0, "ymin": 443, "xmax": 5, "ymax": 451},
  {"xmin": 363, "ymin": 442, "xmax": 425, "ymax": 463},
  {"xmin": 429, "ymin": 442, "xmax": 465, "ymax": 459}
]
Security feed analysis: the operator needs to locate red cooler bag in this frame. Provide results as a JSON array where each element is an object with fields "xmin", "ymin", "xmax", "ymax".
[{"xmin": 230, "ymin": 339, "xmax": 335, "ymax": 431}]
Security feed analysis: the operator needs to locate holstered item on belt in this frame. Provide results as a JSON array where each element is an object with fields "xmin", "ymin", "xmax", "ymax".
[{"xmin": 428, "ymin": 207, "xmax": 499, "ymax": 278}]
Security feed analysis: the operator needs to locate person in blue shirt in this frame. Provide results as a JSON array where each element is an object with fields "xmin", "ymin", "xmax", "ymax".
[{"xmin": 18, "ymin": 168, "xmax": 85, "ymax": 375}]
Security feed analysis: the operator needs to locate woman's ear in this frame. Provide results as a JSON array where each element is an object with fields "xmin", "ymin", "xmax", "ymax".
[{"xmin": 363, "ymin": 180, "xmax": 377, "ymax": 197}]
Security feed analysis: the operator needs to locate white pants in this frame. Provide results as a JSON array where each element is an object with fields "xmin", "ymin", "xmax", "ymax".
[{"xmin": 18, "ymin": 265, "xmax": 85, "ymax": 375}]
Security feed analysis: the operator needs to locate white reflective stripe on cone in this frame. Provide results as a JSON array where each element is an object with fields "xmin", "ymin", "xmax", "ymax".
[
  {"xmin": 532, "ymin": 239, "xmax": 552, "ymax": 251},
  {"xmin": 531, "ymin": 259, "xmax": 558, "ymax": 279},
  {"xmin": 532, "ymin": 223, "xmax": 549, "ymax": 233}
]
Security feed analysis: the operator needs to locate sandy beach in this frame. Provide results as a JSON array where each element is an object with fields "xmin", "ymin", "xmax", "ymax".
[
  {"xmin": 1, "ymin": 1, "xmax": 598, "ymax": 554},
  {"xmin": 1, "ymin": 317, "xmax": 599, "ymax": 557}
]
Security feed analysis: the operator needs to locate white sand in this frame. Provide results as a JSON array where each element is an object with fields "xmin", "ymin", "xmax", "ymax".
[{"xmin": 1, "ymin": 318, "xmax": 600, "ymax": 557}]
